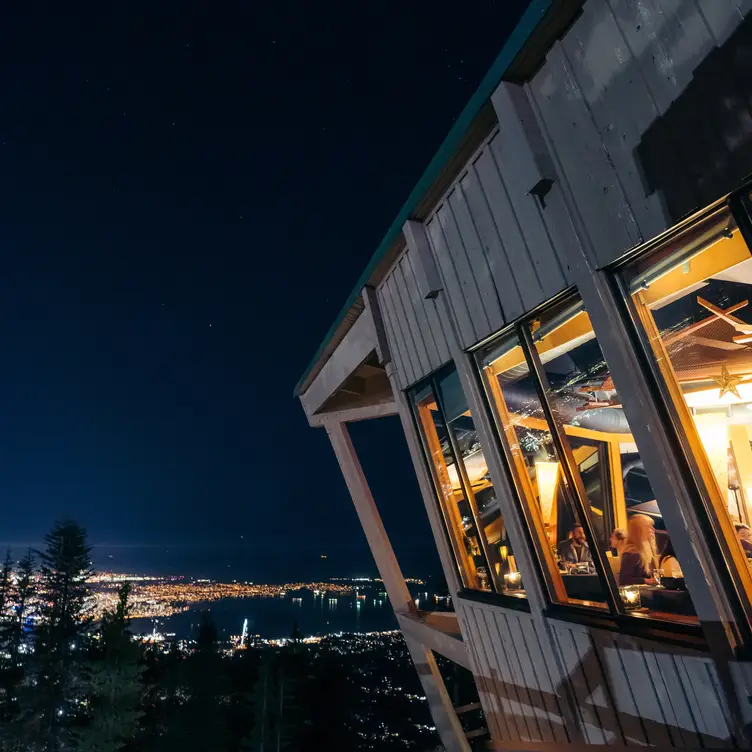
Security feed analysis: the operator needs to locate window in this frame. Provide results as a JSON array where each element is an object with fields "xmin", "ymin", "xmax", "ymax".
[
  {"xmin": 621, "ymin": 200, "xmax": 752, "ymax": 623},
  {"xmin": 410, "ymin": 368, "xmax": 525, "ymax": 598},
  {"xmin": 479, "ymin": 294, "xmax": 697, "ymax": 623}
]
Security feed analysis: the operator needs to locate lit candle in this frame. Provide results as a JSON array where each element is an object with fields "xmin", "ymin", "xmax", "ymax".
[
  {"xmin": 619, "ymin": 586, "xmax": 641, "ymax": 609},
  {"xmin": 504, "ymin": 572, "xmax": 522, "ymax": 590}
]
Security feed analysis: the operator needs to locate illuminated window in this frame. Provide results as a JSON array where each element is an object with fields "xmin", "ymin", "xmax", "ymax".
[
  {"xmin": 621, "ymin": 200, "xmax": 752, "ymax": 623},
  {"xmin": 478, "ymin": 294, "xmax": 697, "ymax": 623},
  {"xmin": 410, "ymin": 368, "xmax": 525, "ymax": 598}
]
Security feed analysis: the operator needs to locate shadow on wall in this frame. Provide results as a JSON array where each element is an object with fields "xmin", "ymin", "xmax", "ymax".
[
  {"xmin": 638, "ymin": 10, "xmax": 752, "ymax": 223},
  {"xmin": 475, "ymin": 628, "xmax": 739, "ymax": 748}
]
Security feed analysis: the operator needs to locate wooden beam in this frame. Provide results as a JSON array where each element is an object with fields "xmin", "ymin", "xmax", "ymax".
[
  {"xmin": 397, "ymin": 612, "xmax": 471, "ymax": 671},
  {"xmin": 323, "ymin": 419, "xmax": 414, "ymax": 615},
  {"xmin": 403, "ymin": 220, "xmax": 443, "ymax": 299},
  {"xmin": 338, "ymin": 375, "xmax": 367, "ymax": 396},
  {"xmin": 300, "ymin": 311, "xmax": 377, "ymax": 419},
  {"xmin": 308, "ymin": 400, "xmax": 397, "ymax": 427},
  {"xmin": 403, "ymin": 634, "xmax": 471, "ymax": 752},
  {"xmin": 362, "ymin": 284, "xmax": 391, "ymax": 365},
  {"xmin": 508, "ymin": 411, "xmax": 634, "ymax": 444}
]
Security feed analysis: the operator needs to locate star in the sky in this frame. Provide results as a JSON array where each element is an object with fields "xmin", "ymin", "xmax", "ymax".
[{"xmin": 712, "ymin": 365, "xmax": 744, "ymax": 400}]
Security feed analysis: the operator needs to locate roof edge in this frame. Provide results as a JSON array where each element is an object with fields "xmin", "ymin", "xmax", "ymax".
[{"xmin": 293, "ymin": 0, "xmax": 554, "ymax": 398}]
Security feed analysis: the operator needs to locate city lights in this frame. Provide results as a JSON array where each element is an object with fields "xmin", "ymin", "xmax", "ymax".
[{"xmin": 86, "ymin": 572, "xmax": 358, "ymax": 621}]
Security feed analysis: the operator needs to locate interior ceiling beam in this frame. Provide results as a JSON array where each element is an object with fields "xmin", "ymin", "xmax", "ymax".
[{"xmin": 338, "ymin": 376, "xmax": 367, "ymax": 396}]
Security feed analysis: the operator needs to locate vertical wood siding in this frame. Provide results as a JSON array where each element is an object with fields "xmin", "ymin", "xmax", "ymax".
[
  {"xmin": 376, "ymin": 248, "xmax": 451, "ymax": 390},
  {"xmin": 456, "ymin": 596, "xmax": 736, "ymax": 748},
  {"xmin": 456, "ymin": 599, "xmax": 573, "ymax": 746},
  {"xmin": 424, "ymin": 130, "xmax": 572, "ymax": 351},
  {"xmin": 380, "ymin": 0, "xmax": 752, "ymax": 370},
  {"xmin": 528, "ymin": 0, "xmax": 752, "ymax": 268}
]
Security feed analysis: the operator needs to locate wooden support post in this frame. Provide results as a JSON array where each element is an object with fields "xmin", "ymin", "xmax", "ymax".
[
  {"xmin": 323, "ymin": 418, "xmax": 414, "ymax": 615},
  {"xmin": 404, "ymin": 634, "xmax": 472, "ymax": 752},
  {"xmin": 324, "ymin": 417, "xmax": 471, "ymax": 752}
]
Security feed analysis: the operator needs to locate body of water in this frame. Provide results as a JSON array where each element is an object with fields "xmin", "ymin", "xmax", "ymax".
[{"xmin": 130, "ymin": 586, "xmax": 444, "ymax": 640}]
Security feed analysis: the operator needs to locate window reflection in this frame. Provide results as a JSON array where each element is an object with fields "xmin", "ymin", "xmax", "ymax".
[
  {"xmin": 411, "ymin": 370, "xmax": 524, "ymax": 597},
  {"xmin": 479, "ymin": 331, "xmax": 608, "ymax": 609},
  {"xmin": 479, "ymin": 296, "xmax": 698, "ymax": 623},
  {"xmin": 624, "ymin": 204, "xmax": 752, "ymax": 618}
]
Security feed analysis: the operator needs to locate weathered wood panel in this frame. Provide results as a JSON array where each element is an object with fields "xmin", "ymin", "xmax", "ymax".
[
  {"xmin": 456, "ymin": 597, "xmax": 737, "ymax": 748},
  {"xmin": 528, "ymin": 0, "xmax": 752, "ymax": 267},
  {"xmin": 455, "ymin": 599, "xmax": 573, "ymax": 747},
  {"xmin": 548, "ymin": 618, "xmax": 736, "ymax": 748},
  {"xmin": 528, "ymin": 40, "xmax": 644, "ymax": 268},
  {"xmin": 376, "ymin": 247, "xmax": 452, "ymax": 390},
  {"xmin": 698, "ymin": 0, "xmax": 752, "ymax": 44},
  {"xmin": 424, "ymin": 129, "xmax": 571, "ymax": 349}
]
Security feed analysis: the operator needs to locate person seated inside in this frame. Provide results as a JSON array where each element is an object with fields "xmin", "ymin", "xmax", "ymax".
[
  {"xmin": 735, "ymin": 524, "xmax": 752, "ymax": 558},
  {"xmin": 557, "ymin": 524, "xmax": 593, "ymax": 566},
  {"xmin": 607, "ymin": 528, "xmax": 627, "ymax": 575},
  {"xmin": 619, "ymin": 514, "xmax": 658, "ymax": 586},
  {"xmin": 658, "ymin": 538, "xmax": 683, "ymax": 578},
  {"xmin": 609, "ymin": 528, "xmax": 626, "ymax": 556}
]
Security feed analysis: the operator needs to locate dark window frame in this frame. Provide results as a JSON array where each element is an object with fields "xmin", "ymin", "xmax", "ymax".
[
  {"xmin": 472, "ymin": 290, "xmax": 705, "ymax": 635},
  {"xmin": 408, "ymin": 363, "xmax": 531, "ymax": 611},
  {"xmin": 606, "ymin": 181, "xmax": 752, "ymax": 650}
]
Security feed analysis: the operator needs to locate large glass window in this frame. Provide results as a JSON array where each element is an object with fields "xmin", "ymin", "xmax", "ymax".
[
  {"xmin": 411, "ymin": 368, "xmax": 525, "ymax": 599},
  {"xmin": 622, "ymin": 201, "xmax": 752, "ymax": 622},
  {"xmin": 479, "ymin": 294, "xmax": 698, "ymax": 624}
]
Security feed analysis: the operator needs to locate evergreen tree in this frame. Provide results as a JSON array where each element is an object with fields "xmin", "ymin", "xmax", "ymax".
[
  {"xmin": 0, "ymin": 552, "xmax": 13, "ymax": 627},
  {"xmin": 244, "ymin": 651, "xmax": 278, "ymax": 752},
  {"xmin": 158, "ymin": 611, "xmax": 230, "ymax": 752},
  {"xmin": 1, "ymin": 550, "xmax": 36, "ymax": 750},
  {"xmin": 28, "ymin": 519, "xmax": 93, "ymax": 750},
  {"xmin": 8, "ymin": 550, "xmax": 35, "ymax": 666},
  {"xmin": 0, "ymin": 551, "xmax": 14, "ymax": 734},
  {"xmin": 74, "ymin": 583, "xmax": 145, "ymax": 752},
  {"xmin": 245, "ymin": 643, "xmax": 306, "ymax": 752}
]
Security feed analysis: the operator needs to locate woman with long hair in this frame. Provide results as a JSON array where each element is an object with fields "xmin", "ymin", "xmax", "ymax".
[{"xmin": 619, "ymin": 514, "xmax": 658, "ymax": 586}]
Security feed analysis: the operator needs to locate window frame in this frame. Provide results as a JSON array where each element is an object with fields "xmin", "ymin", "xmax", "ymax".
[
  {"xmin": 473, "ymin": 290, "xmax": 704, "ymax": 634},
  {"xmin": 408, "ymin": 363, "xmax": 531, "ymax": 610},
  {"xmin": 608, "ymin": 183, "xmax": 752, "ymax": 637}
]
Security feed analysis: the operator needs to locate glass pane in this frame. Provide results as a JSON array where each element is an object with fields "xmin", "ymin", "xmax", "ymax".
[
  {"xmin": 624, "ymin": 205, "xmax": 752, "ymax": 618},
  {"xmin": 528, "ymin": 297, "xmax": 697, "ymax": 623},
  {"xmin": 413, "ymin": 385, "xmax": 493, "ymax": 592},
  {"xmin": 435, "ymin": 370, "xmax": 524, "ymax": 597},
  {"xmin": 479, "ymin": 331, "xmax": 608, "ymax": 609}
]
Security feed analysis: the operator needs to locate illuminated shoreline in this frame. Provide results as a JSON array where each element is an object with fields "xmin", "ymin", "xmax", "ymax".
[{"xmin": 87, "ymin": 572, "xmax": 424, "ymax": 621}]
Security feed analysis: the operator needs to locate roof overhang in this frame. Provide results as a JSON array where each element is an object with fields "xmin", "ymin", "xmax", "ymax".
[{"xmin": 293, "ymin": 0, "xmax": 584, "ymax": 398}]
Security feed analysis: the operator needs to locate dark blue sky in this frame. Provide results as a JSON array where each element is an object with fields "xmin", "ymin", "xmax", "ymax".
[{"xmin": 0, "ymin": 0, "xmax": 529, "ymax": 578}]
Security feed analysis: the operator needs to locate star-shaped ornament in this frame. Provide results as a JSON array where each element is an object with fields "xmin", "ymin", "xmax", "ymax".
[{"xmin": 712, "ymin": 365, "xmax": 744, "ymax": 400}]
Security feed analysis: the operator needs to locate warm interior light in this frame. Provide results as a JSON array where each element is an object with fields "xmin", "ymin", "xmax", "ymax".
[
  {"xmin": 446, "ymin": 449, "xmax": 488, "ymax": 489},
  {"xmin": 683, "ymin": 380, "xmax": 752, "ymax": 408},
  {"xmin": 536, "ymin": 461, "xmax": 560, "ymax": 524},
  {"xmin": 619, "ymin": 586, "xmax": 641, "ymax": 608},
  {"xmin": 504, "ymin": 571, "xmax": 522, "ymax": 590},
  {"xmin": 693, "ymin": 412, "xmax": 730, "ymax": 506}
]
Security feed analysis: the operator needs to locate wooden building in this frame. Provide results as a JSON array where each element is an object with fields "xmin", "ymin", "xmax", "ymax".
[{"xmin": 294, "ymin": 1, "xmax": 752, "ymax": 749}]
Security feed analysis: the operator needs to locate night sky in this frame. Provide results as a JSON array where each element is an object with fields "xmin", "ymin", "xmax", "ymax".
[{"xmin": 0, "ymin": 1, "xmax": 530, "ymax": 579}]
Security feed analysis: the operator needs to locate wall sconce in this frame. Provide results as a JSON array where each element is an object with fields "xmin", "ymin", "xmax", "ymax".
[{"xmin": 535, "ymin": 461, "xmax": 559, "ymax": 524}]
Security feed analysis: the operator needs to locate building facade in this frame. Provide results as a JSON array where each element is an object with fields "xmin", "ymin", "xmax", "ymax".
[{"xmin": 295, "ymin": 1, "xmax": 752, "ymax": 749}]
